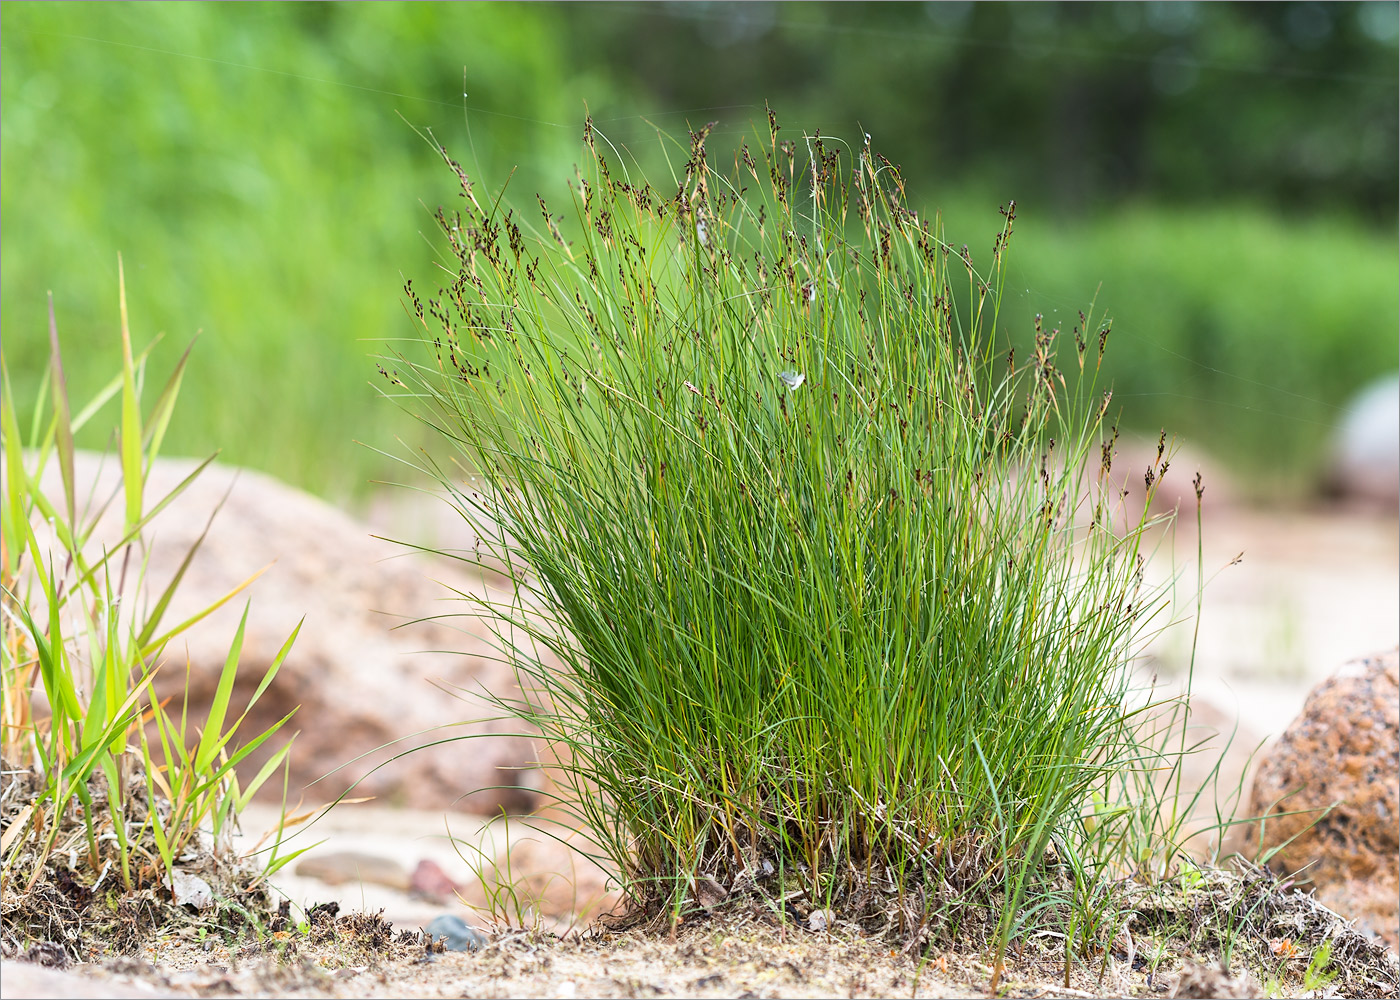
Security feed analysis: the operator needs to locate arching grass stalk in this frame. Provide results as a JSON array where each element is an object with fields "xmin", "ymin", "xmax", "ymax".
[{"xmin": 388, "ymin": 111, "xmax": 1177, "ymax": 970}]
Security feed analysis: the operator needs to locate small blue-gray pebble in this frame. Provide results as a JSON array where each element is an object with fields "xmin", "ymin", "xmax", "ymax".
[{"xmin": 424, "ymin": 914, "xmax": 487, "ymax": 952}]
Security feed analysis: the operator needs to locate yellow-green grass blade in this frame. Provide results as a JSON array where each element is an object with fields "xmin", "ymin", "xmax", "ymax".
[
  {"xmin": 17, "ymin": 560, "xmax": 83, "ymax": 727},
  {"xmin": 70, "ymin": 373, "xmax": 123, "ymax": 435},
  {"xmin": 243, "ymin": 620, "xmax": 301, "ymax": 714},
  {"xmin": 135, "ymin": 474, "xmax": 232, "ymax": 649},
  {"xmin": 203, "ymin": 707, "xmax": 297, "ymax": 783},
  {"xmin": 101, "ymin": 755, "xmax": 134, "ymax": 889},
  {"xmin": 117, "ymin": 255, "xmax": 144, "ymax": 533},
  {"xmin": 77, "ymin": 589, "xmax": 119, "ymax": 753},
  {"xmin": 234, "ymin": 742, "xmax": 295, "ymax": 814},
  {"xmin": 141, "ymin": 676, "xmax": 184, "ymax": 807},
  {"xmin": 138, "ymin": 562, "xmax": 269, "ymax": 661},
  {"xmin": 146, "ymin": 780, "xmax": 174, "ymax": 871},
  {"xmin": 22, "ymin": 482, "xmax": 89, "ymax": 585},
  {"xmin": 67, "ymin": 453, "xmax": 221, "ymax": 597},
  {"xmin": 46, "ymin": 292, "xmax": 77, "ymax": 528},
  {"xmin": 252, "ymin": 843, "xmax": 318, "ymax": 883},
  {"xmin": 189, "ymin": 711, "xmax": 298, "ymax": 829},
  {"xmin": 194, "ymin": 601, "xmax": 249, "ymax": 774},
  {"xmin": 1, "ymin": 359, "xmax": 29, "ymax": 578},
  {"xmin": 21, "ymin": 351, "xmax": 52, "ymax": 449},
  {"xmin": 69, "ymin": 335, "xmax": 165, "ymax": 436},
  {"xmin": 142, "ymin": 340, "xmax": 193, "ymax": 459},
  {"xmin": 52, "ymin": 680, "xmax": 145, "ymax": 793}
]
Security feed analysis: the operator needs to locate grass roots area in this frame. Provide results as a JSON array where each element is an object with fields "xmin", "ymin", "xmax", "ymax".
[
  {"xmin": 1124, "ymin": 863, "xmax": 1398, "ymax": 998},
  {"xmin": 376, "ymin": 110, "xmax": 1375, "ymax": 987},
  {"xmin": 0, "ymin": 760, "xmax": 273, "ymax": 964},
  {"xmin": 1, "ymin": 763, "xmax": 430, "ymax": 973}
]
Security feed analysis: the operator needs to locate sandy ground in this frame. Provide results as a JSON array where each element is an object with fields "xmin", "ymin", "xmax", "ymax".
[
  {"xmin": 0, "ymin": 911, "xmax": 1293, "ymax": 999},
  {"xmin": 1140, "ymin": 504, "xmax": 1398, "ymax": 736}
]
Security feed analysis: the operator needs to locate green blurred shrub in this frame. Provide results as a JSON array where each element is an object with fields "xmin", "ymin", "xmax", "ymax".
[
  {"xmin": 3, "ymin": 2, "xmax": 1394, "ymax": 501},
  {"xmin": 1, "ymin": 2, "xmax": 589, "ymax": 496},
  {"xmin": 999, "ymin": 204, "xmax": 1399, "ymax": 494}
]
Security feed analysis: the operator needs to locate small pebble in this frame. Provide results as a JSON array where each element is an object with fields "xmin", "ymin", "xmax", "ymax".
[
  {"xmin": 424, "ymin": 914, "xmax": 487, "ymax": 952},
  {"xmin": 166, "ymin": 871, "xmax": 214, "ymax": 911}
]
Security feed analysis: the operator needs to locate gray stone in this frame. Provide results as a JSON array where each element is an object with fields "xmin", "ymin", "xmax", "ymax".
[
  {"xmin": 1326, "ymin": 374, "xmax": 1399, "ymax": 507},
  {"xmin": 423, "ymin": 914, "xmax": 487, "ymax": 952}
]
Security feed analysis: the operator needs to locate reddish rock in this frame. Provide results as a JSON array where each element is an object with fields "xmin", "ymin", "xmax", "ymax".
[
  {"xmin": 1246, "ymin": 648, "xmax": 1399, "ymax": 951},
  {"xmin": 410, "ymin": 859, "xmax": 463, "ymax": 903},
  {"xmin": 36, "ymin": 452, "xmax": 542, "ymax": 814}
]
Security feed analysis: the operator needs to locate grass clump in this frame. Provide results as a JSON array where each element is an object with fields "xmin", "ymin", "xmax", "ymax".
[
  {"xmin": 390, "ymin": 112, "xmax": 1187, "ymax": 981},
  {"xmin": 1, "ymin": 265, "xmax": 302, "ymax": 961}
]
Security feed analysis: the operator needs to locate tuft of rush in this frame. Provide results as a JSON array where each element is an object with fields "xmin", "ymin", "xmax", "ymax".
[{"xmin": 386, "ymin": 110, "xmax": 1197, "ymax": 983}]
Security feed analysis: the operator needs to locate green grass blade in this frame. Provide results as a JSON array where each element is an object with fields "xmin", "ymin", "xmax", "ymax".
[
  {"xmin": 194, "ymin": 708, "xmax": 297, "ymax": 798},
  {"xmin": 235, "ymin": 743, "xmax": 295, "ymax": 813},
  {"xmin": 69, "ymin": 333, "xmax": 167, "ymax": 435},
  {"xmin": 243, "ymin": 619, "xmax": 301, "ymax": 713},
  {"xmin": 55, "ymin": 681, "xmax": 145, "ymax": 791},
  {"xmin": 138, "ymin": 562, "xmax": 269, "ymax": 659},
  {"xmin": 194, "ymin": 601, "xmax": 249, "ymax": 774},
  {"xmin": 117, "ymin": 254, "xmax": 144, "ymax": 532},
  {"xmin": 71, "ymin": 452, "xmax": 222, "ymax": 596},
  {"xmin": 142, "ymin": 339, "xmax": 192, "ymax": 459},
  {"xmin": 134, "ymin": 473, "xmax": 232, "ymax": 649},
  {"xmin": 26, "ymin": 560, "xmax": 83, "ymax": 725},
  {"xmin": 45, "ymin": 293, "xmax": 77, "ymax": 526},
  {"xmin": 1, "ymin": 359, "xmax": 29, "ymax": 579}
]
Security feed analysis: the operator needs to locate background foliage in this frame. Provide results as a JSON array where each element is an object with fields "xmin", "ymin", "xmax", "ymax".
[{"xmin": 3, "ymin": 1, "xmax": 1396, "ymax": 499}]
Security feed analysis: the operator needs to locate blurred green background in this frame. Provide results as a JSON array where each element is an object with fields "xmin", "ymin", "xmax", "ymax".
[{"xmin": 3, "ymin": 1, "xmax": 1396, "ymax": 501}]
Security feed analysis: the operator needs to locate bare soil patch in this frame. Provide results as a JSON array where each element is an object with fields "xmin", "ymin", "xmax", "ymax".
[{"xmin": 4, "ymin": 897, "xmax": 1396, "ymax": 1000}]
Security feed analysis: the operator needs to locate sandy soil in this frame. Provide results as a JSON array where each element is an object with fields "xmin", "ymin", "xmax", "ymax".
[
  {"xmin": 1139, "ymin": 503, "xmax": 1398, "ymax": 736},
  {"xmin": 0, "ymin": 912, "xmax": 1285, "ymax": 999}
]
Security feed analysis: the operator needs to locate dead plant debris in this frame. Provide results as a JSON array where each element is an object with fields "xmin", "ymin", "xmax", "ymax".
[{"xmin": 1, "ymin": 762, "xmax": 276, "ymax": 965}]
